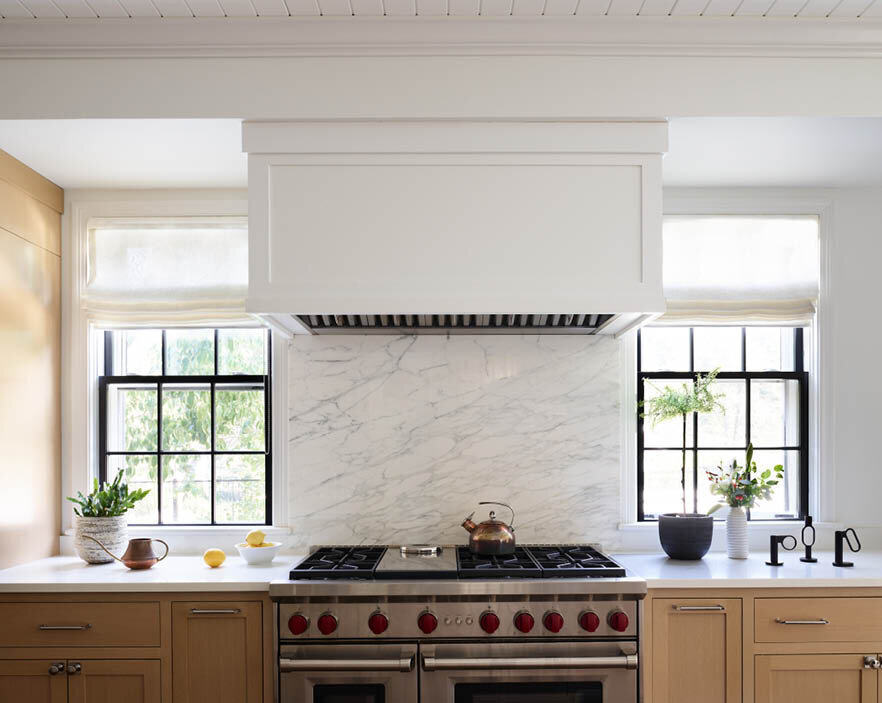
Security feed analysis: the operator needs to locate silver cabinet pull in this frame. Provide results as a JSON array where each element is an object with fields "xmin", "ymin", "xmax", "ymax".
[
  {"xmin": 421, "ymin": 654, "xmax": 638, "ymax": 671},
  {"xmin": 280, "ymin": 656, "xmax": 414, "ymax": 673},
  {"xmin": 864, "ymin": 656, "xmax": 881, "ymax": 669},
  {"xmin": 673, "ymin": 605, "xmax": 726, "ymax": 612},
  {"xmin": 39, "ymin": 624, "xmax": 92, "ymax": 631},
  {"xmin": 66, "ymin": 663, "xmax": 81, "ymax": 675},
  {"xmin": 190, "ymin": 609, "xmax": 241, "ymax": 615},
  {"xmin": 48, "ymin": 663, "xmax": 64, "ymax": 675},
  {"xmin": 774, "ymin": 618, "xmax": 830, "ymax": 625}
]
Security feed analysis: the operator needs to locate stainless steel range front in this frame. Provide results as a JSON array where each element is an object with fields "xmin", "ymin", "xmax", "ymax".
[{"xmin": 270, "ymin": 545, "xmax": 646, "ymax": 703}]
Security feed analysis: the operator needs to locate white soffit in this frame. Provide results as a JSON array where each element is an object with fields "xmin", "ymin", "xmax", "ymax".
[
  {"xmin": 0, "ymin": 119, "xmax": 246, "ymax": 189},
  {"xmin": 665, "ymin": 117, "xmax": 882, "ymax": 187}
]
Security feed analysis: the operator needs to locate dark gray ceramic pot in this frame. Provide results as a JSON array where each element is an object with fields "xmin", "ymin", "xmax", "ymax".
[{"xmin": 658, "ymin": 513, "xmax": 714, "ymax": 560}]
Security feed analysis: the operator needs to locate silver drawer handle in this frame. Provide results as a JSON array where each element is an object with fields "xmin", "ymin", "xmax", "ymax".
[
  {"xmin": 674, "ymin": 605, "xmax": 726, "ymax": 612},
  {"xmin": 421, "ymin": 654, "xmax": 638, "ymax": 671},
  {"xmin": 280, "ymin": 656, "xmax": 414, "ymax": 673},
  {"xmin": 190, "ymin": 609, "xmax": 241, "ymax": 615},
  {"xmin": 775, "ymin": 618, "xmax": 830, "ymax": 625},
  {"xmin": 39, "ymin": 624, "xmax": 92, "ymax": 631}
]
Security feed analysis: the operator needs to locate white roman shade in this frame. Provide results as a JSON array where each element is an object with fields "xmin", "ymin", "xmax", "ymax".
[
  {"xmin": 83, "ymin": 217, "xmax": 248, "ymax": 324},
  {"xmin": 661, "ymin": 215, "xmax": 820, "ymax": 325}
]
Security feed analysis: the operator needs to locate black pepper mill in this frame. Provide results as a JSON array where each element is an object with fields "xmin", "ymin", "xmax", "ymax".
[
  {"xmin": 833, "ymin": 527, "xmax": 861, "ymax": 567},
  {"xmin": 800, "ymin": 515, "xmax": 818, "ymax": 563},
  {"xmin": 766, "ymin": 535, "xmax": 797, "ymax": 567}
]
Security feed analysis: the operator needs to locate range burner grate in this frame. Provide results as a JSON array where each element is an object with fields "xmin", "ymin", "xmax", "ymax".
[
  {"xmin": 290, "ymin": 546, "xmax": 387, "ymax": 579},
  {"xmin": 455, "ymin": 547, "xmax": 543, "ymax": 579},
  {"xmin": 528, "ymin": 545, "xmax": 627, "ymax": 578}
]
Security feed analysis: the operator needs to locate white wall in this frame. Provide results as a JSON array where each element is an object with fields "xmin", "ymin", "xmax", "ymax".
[{"xmin": 287, "ymin": 334, "xmax": 622, "ymax": 551}]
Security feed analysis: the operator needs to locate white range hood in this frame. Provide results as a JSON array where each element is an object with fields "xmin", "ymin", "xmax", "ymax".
[{"xmin": 243, "ymin": 120, "xmax": 667, "ymax": 336}]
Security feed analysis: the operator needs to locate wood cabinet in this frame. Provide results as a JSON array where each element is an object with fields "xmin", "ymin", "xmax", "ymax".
[
  {"xmin": 171, "ymin": 601, "xmax": 263, "ymax": 703},
  {"xmin": 755, "ymin": 654, "xmax": 879, "ymax": 703},
  {"xmin": 0, "ymin": 660, "xmax": 67, "ymax": 703},
  {"xmin": 68, "ymin": 660, "xmax": 160, "ymax": 703},
  {"xmin": 650, "ymin": 598, "xmax": 742, "ymax": 703}
]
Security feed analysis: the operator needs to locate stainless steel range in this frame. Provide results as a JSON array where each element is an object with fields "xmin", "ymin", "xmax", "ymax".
[{"xmin": 270, "ymin": 545, "xmax": 646, "ymax": 703}]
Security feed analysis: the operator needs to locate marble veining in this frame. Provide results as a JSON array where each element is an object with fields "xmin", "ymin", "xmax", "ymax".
[{"xmin": 288, "ymin": 335, "xmax": 621, "ymax": 551}]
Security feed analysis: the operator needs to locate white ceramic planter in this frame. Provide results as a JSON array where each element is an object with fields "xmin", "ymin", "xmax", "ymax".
[
  {"xmin": 74, "ymin": 515, "xmax": 128, "ymax": 564},
  {"xmin": 726, "ymin": 506, "xmax": 749, "ymax": 559}
]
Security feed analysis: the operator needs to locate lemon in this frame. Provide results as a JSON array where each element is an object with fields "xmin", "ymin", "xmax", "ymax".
[
  {"xmin": 245, "ymin": 529, "xmax": 266, "ymax": 547},
  {"xmin": 203, "ymin": 548, "xmax": 226, "ymax": 568}
]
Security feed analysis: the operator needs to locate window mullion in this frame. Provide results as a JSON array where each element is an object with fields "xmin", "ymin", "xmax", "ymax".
[
  {"xmin": 210, "ymin": 380, "xmax": 216, "ymax": 526},
  {"xmin": 157, "ymin": 380, "xmax": 163, "ymax": 526}
]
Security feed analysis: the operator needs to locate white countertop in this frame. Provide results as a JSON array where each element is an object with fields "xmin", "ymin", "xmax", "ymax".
[
  {"xmin": 0, "ymin": 555, "xmax": 302, "ymax": 593},
  {"xmin": 614, "ymin": 552, "xmax": 882, "ymax": 589},
  {"xmin": 3, "ymin": 552, "xmax": 882, "ymax": 592}
]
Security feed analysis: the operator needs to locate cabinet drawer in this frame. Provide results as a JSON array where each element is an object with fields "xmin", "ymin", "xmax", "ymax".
[
  {"xmin": 0, "ymin": 602, "xmax": 161, "ymax": 647},
  {"xmin": 755, "ymin": 598, "xmax": 882, "ymax": 643}
]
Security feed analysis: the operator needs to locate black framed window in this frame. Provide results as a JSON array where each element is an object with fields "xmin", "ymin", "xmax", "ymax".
[
  {"xmin": 98, "ymin": 328, "xmax": 272, "ymax": 526},
  {"xmin": 637, "ymin": 326, "xmax": 808, "ymax": 521}
]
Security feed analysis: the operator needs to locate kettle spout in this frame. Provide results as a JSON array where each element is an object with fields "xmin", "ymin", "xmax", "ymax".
[{"xmin": 462, "ymin": 514, "xmax": 477, "ymax": 533}]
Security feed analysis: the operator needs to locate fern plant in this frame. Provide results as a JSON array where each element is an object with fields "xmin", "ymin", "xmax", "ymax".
[
  {"xmin": 67, "ymin": 471, "xmax": 150, "ymax": 518},
  {"xmin": 639, "ymin": 368, "xmax": 724, "ymax": 514}
]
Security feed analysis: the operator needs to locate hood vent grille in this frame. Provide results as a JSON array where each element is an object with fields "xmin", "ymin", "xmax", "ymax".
[{"xmin": 294, "ymin": 314, "xmax": 615, "ymax": 335}]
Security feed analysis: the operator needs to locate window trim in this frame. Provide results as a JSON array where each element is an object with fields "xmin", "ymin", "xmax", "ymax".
[
  {"xmin": 636, "ymin": 327, "xmax": 809, "ymax": 521},
  {"xmin": 98, "ymin": 328, "xmax": 273, "ymax": 526}
]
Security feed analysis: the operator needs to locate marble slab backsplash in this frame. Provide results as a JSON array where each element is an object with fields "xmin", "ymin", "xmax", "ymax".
[{"xmin": 288, "ymin": 334, "xmax": 621, "ymax": 551}]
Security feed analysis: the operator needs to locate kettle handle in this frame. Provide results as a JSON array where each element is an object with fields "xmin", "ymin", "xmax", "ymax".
[
  {"xmin": 151, "ymin": 538, "xmax": 170, "ymax": 562},
  {"xmin": 82, "ymin": 534, "xmax": 122, "ymax": 562},
  {"xmin": 479, "ymin": 501, "xmax": 515, "ymax": 529}
]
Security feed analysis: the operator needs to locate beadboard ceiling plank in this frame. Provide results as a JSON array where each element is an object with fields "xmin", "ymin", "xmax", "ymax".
[
  {"xmin": 285, "ymin": 0, "xmax": 319, "ymax": 12},
  {"xmin": 415, "ymin": 0, "xmax": 446, "ymax": 13},
  {"xmin": 350, "ymin": 0, "xmax": 382, "ymax": 12},
  {"xmin": 250, "ymin": 0, "xmax": 288, "ymax": 13},
  {"xmin": 669, "ymin": 0, "xmax": 709, "ymax": 15},
  {"xmin": 448, "ymin": 0, "xmax": 478, "ymax": 13},
  {"xmin": 384, "ymin": 0, "xmax": 416, "ymax": 13},
  {"xmin": 827, "ymin": 0, "xmax": 871, "ymax": 14},
  {"xmin": 116, "ymin": 0, "xmax": 160, "ymax": 14},
  {"xmin": 480, "ymin": 0, "xmax": 512, "ymax": 12},
  {"xmin": 732, "ymin": 0, "xmax": 773, "ymax": 14},
  {"xmin": 511, "ymin": 0, "xmax": 543, "ymax": 14},
  {"xmin": 797, "ymin": 0, "xmax": 840, "ymax": 14},
  {"xmin": 0, "ymin": 0, "xmax": 34, "ymax": 15},
  {"xmin": 151, "ymin": 0, "xmax": 192, "ymax": 14},
  {"xmin": 574, "ymin": 0, "xmax": 610, "ymax": 15},
  {"xmin": 316, "ymin": 0, "xmax": 350, "ymax": 12},
  {"xmin": 702, "ymin": 0, "xmax": 740, "ymax": 14},
  {"xmin": 857, "ymin": 0, "xmax": 879, "ymax": 12},
  {"xmin": 543, "ymin": 0, "xmax": 577, "ymax": 12},
  {"xmin": 607, "ymin": 0, "xmax": 642, "ymax": 14},
  {"xmin": 637, "ymin": 0, "xmax": 677, "ymax": 15},
  {"xmin": 53, "ymin": 0, "xmax": 98, "ymax": 15},
  {"xmin": 765, "ymin": 0, "xmax": 808, "ymax": 15},
  {"xmin": 19, "ymin": 0, "xmax": 64, "ymax": 16}
]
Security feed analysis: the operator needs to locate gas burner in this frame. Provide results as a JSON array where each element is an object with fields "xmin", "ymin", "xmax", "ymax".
[
  {"xmin": 455, "ymin": 547, "xmax": 543, "ymax": 579},
  {"xmin": 291, "ymin": 546, "xmax": 387, "ymax": 579},
  {"xmin": 529, "ymin": 545, "xmax": 627, "ymax": 578}
]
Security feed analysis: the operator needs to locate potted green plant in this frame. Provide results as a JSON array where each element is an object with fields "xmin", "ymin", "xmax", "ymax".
[
  {"xmin": 706, "ymin": 444, "xmax": 784, "ymax": 559},
  {"xmin": 68, "ymin": 472, "xmax": 150, "ymax": 564},
  {"xmin": 640, "ymin": 368, "xmax": 723, "ymax": 560}
]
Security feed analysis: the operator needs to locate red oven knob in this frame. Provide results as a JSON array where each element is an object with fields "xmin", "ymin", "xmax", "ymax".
[
  {"xmin": 514, "ymin": 611, "xmax": 535, "ymax": 633},
  {"xmin": 368, "ymin": 612, "xmax": 389, "ymax": 635},
  {"xmin": 480, "ymin": 611, "xmax": 500, "ymax": 634},
  {"xmin": 317, "ymin": 613, "xmax": 338, "ymax": 636},
  {"xmin": 418, "ymin": 612, "xmax": 438, "ymax": 634},
  {"xmin": 608, "ymin": 611, "xmax": 629, "ymax": 633},
  {"xmin": 579, "ymin": 611, "xmax": 600, "ymax": 633},
  {"xmin": 543, "ymin": 612, "xmax": 565, "ymax": 633},
  {"xmin": 287, "ymin": 613, "xmax": 309, "ymax": 635}
]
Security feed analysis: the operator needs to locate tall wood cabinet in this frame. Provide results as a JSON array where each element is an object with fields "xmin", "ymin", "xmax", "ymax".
[{"xmin": 650, "ymin": 598, "xmax": 742, "ymax": 703}]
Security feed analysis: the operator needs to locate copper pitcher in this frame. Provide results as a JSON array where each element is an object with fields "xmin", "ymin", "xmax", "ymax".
[
  {"xmin": 462, "ymin": 501, "xmax": 516, "ymax": 555},
  {"xmin": 84, "ymin": 536, "xmax": 169, "ymax": 570}
]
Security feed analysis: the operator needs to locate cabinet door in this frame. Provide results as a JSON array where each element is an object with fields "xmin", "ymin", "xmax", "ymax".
[
  {"xmin": 0, "ymin": 660, "xmax": 67, "ymax": 703},
  {"xmin": 755, "ymin": 655, "xmax": 877, "ymax": 703},
  {"xmin": 67, "ymin": 660, "xmax": 160, "ymax": 703},
  {"xmin": 172, "ymin": 601, "xmax": 263, "ymax": 703},
  {"xmin": 651, "ymin": 598, "xmax": 742, "ymax": 703}
]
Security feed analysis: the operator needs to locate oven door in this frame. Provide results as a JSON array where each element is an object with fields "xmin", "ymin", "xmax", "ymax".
[
  {"xmin": 280, "ymin": 643, "xmax": 418, "ymax": 703},
  {"xmin": 419, "ymin": 640, "xmax": 638, "ymax": 703}
]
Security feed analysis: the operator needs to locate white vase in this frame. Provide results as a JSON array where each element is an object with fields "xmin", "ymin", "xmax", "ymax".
[
  {"xmin": 726, "ymin": 506, "xmax": 748, "ymax": 559},
  {"xmin": 75, "ymin": 515, "xmax": 128, "ymax": 564}
]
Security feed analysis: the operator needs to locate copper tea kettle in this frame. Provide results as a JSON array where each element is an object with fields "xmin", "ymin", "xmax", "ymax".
[
  {"xmin": 84, "ymin": 536, "xmax": 169, "ymax": 570},
  {"xmin": 462, "ymin": 502, "xmax": 516, "ymax": 555}
]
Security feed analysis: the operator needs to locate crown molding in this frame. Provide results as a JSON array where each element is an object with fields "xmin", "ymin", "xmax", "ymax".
[{"xmin": 2, "ymin": 15, "xmax": 882, "ymax": 58}]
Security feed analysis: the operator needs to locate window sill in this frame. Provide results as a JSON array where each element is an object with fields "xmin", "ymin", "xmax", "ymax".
[{"xmin": 60, "ymin": 525, "xmax": 292, "ymax": 556}]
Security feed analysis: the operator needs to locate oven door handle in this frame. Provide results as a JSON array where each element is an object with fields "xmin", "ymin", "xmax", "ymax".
[
  {"xmin": 421, "ymin": 654, "xmax": 638, "ymax": 671},
  {"xmin": 280, "ymin": 656, "xmax": 415, "ymax": 673}
]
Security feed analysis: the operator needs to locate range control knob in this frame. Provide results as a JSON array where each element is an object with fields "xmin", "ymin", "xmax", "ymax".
[
  {"xmin": 579, "ymin": 611, "xmax": 601, "ymax": 633},
  {"xmin": 368, "ymin": 612, "xmax": 389, "ymax": 635},
  {"xmin": 543, "ymin": 612, "xmax": 565, "ymax": 633},
  {"xmin": 480, "ymin": 611, "xmax": 501, "ymax": 634},
  {"xmin": 287, "ymin": 613, "xmax": 309, "ymax": 636},
  {"xmin": 317, "ymin": 613, "xmax": 338, "ymax": 636},
  {"xmin": 418, "ymin": 612, "xmax": 438, "ymax": 634},
  {"xmin": 608, "ymin": 611, "xmax": 630, "ymax": 633},
  {"xmin": 514, "ymin": 611, "xmax": 535, "ymax": 633}
]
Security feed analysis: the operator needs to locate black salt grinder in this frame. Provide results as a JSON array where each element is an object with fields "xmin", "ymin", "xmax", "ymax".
[
  {"xmin": 766, "ymin": 534, "xmax": 797, "ymax": 566},
  {"xmin": 833, "ymin": 527, "xmax": 861, "ymax": 567},
  {"xmin": 800, "ymin": 515, "xmax": 818, "ymax": 563}
]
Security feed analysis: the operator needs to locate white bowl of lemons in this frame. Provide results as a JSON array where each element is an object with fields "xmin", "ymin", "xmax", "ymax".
[{"xmin": 235, "ymin": 530, "xmax": 282, "ymax": 565}]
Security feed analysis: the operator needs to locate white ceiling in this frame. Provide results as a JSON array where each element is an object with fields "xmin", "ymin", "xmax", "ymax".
[
  {"xmin": 0, "ymin": 0, "xmax": 878, "ymax": 18},
  {"xmin": 0, "ymin": 119, "xmax": 246, "ymax": 189},
  {"xmin": 3, "ymin": 116, "xmax": 882, "ymax": 190}
]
